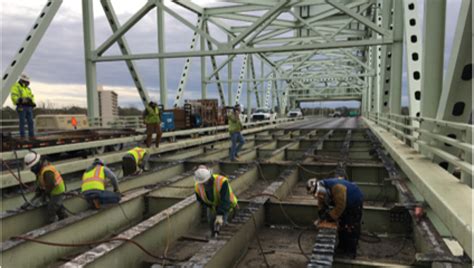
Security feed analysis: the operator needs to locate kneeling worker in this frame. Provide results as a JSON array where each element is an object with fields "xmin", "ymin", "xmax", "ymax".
[
  {"xmin": 307, "ymin": 177, "xmax": 364, "ymax": 258},
  {"xmin": 122, "ymin": 146, "xmax": 150, "ymax": 176},
  {"xmin": 194, "ymin": 165, "xmax": 238, "ymax": 236},
  {"xmin": 23, "ymin": 152, "xmax": 68, "ymax": 222},
  {"xmin": 81, "ymin": 158, "xmax": 121, "ymax": 208}
]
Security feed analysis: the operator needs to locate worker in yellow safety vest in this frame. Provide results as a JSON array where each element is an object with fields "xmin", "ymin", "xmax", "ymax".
[
  {"xmin": 143, "ymin": 101, "xmax": 162, "ymax": 148},
  {"xmin": 81, "ymin": 158, "xmax": 121, "ymax": 209},
  {"xmin": 122, "ymin": 147, "xmax": 150, "ymax": 176},
  {"xmin": 22, "ymin": 152, "xmax": 68, "ymax": 222},
  {"xmin": 194, "ymin": 165, "xmax": 238, "ymax": 236},
  {"xmin": 11, "ymin": 73, "xmax": 36, "ymax": 138}
]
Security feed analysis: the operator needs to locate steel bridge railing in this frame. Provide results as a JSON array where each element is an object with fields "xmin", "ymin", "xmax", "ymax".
[{"xmin": 366, "ymin": 112, "xmax": 473, "ymax": 187}]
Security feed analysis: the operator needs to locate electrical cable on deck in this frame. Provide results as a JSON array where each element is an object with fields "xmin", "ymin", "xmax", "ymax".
[
  {"xmin": 12, "ymin": 235, "xmax": 189, "ymax": 262},
  {"xmin": 250, "ymin": 213, "xmax": 270, "ymax": 268}
]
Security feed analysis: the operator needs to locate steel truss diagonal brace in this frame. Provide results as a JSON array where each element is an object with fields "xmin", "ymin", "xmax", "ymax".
[
  {"xmin": 101, "ymin": 0, "xmax": 150, "ymax": 105},
  {"xmin": 205, "ymin": 23, "xmax": 226, "ymax": 106},
  {"xmin": 1, "ymin": 0, "xmax": 63, "ymax": 106},
  {"xmin": 325, "ymin": 0, "xmax": 391, "ymax": 36},
  {"xmin": 230, "ymin": 0, "xmax": 289, "ymax": 47},
  {"xmin": 234, "ymin": 54, "xmax": 249, "ymax": 105},
  {"xmin": 264, "ymin": 73, "xmax": 273, "ymax": 109},
  {"xmin": 95, "ymin": 1, "xmax": 156, "ymax": 56},
  {"xmin": 248, "ymin": 55, "xmax": 261, "ymax": 107},
  {"xmin": 173, "ymin": 16, "xmax": 203, "ymax": 107}
]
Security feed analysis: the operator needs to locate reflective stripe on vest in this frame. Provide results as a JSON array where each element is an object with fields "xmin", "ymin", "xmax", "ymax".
[
  {"xmin": 81, "ymin": 165, "xmax": 105, "ymax": 192},
  {"xmin": 128, "ymin": 147, "xmax": 146, "ymax": 165},
  {"xmin": 39, "ymin": 164, "xmax": 65, "ymax": 196},
  {"xmin": 194, "ymin": 174, "xmax": 238, "ymax": 209}
]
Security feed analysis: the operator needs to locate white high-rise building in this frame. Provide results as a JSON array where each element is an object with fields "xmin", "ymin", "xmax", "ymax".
[{"xmin": 97, "ymin": 85, "xmax": 118, "ymax": 127}]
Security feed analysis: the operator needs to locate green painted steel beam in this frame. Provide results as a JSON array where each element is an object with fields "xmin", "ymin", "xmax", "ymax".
[
  {"xmin": 0, "ymin": 163, "xmax": 187, "ymax": 241},
  {"xmin": 1, "ymin": 0, "xmax": 63, "ymax": 106},
  {"xmin": 82, "ymin": 0, "xmax": 99, "ymax": 118},
  {"xmin": 264, "ymin": 202, "xmax": 410, "ymax": 234},
  {"xmin": 0, "ymin": 120, "xmax": 298, "ymax": 188},
  {"xmin": 364, "ymin": 118, "xmax": 473, "ymax": 258},
  {"xmin": 93, "ymin": 39, "xmax": 394, "ymax": 62}
]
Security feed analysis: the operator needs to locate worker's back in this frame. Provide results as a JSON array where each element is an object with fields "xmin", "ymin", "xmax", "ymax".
[{"xmin": 322, "ymin": 178, "xmax": 363, "ymax": 206}]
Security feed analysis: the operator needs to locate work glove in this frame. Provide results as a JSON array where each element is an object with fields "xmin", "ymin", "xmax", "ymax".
[
  {"xmin": 17, "ymin": 98, "xmax": 23, "ymax": 105},
  {"xmin": 214, "ymin": 215, "xmax": 224, "ymax": 227},
  {"xmin": 318, "ymin": 208, "xmax": 331, "ymax": 221}
]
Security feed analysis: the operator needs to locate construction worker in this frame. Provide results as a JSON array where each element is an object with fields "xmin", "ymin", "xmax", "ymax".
[
  {"xmin": 143, "ymin": 101, "xmax": 162, "ymax": 148},
  {"xmin": 81, "ymin": 158, "xmax": 121, "ymax": 208},
  {"xmin": 228, "ymin": 104, "xmax": 245, "ymax": 161},
  {"xmin": 194, "ymin": 165, "xmax": 238, "ymax": 236},
  {"xmin": 11, "ymin": 73, "xmax": 36, "ymax": 138},
  {"xmin": 307, "ymin": 177, "xmax": 364, "ymax": 258},
  {"xmin": 23, "ymin": 152, "xmax": 68, "ymax": 223},
  {"xmin": 122, "ymin": 146, "xmax": 150, "ymax": 176}
]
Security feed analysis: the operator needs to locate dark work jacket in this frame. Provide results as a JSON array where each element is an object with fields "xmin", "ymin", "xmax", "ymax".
[
  {"xmin": 320, "ymin": 178, "xmax": 364, "ymax": 220},
  {"xmin": 195, "ymin": 179, "xmax": 231, "ymax": 215}
]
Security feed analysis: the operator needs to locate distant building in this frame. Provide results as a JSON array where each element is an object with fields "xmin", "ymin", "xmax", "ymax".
[{"xmin": 97, "ymin": 85, "xmax": 118, "ymax": 127}]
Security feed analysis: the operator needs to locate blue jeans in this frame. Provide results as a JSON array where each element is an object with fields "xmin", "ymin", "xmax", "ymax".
[
  {"xmin": 230, "ymin": 132, "xmax": 245, "ymax": 160},
  {"xmin": 83, "ymin": 190, "xmax": 121, "ymax": 206},
  {"xmin": 17, "ymin": 106, "xmax": 34, "ymax": 137}
]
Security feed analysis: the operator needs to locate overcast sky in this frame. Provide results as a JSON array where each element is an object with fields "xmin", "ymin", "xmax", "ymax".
[{"xmin": 1, "ymin": 0, "xmax": 462, "ymax": 109}]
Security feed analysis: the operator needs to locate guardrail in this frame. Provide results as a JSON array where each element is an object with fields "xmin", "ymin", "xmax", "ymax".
[
  {"xmin": 0, "ymin": 117, "xmax": 301, "ymax": 161},
  {"xmin": 366, "ymin": 112, "xmax": 473, "ymax": 186},
  {"xmin": 2, "ymin": 115, "xmax": 294, "ymax": 133}
]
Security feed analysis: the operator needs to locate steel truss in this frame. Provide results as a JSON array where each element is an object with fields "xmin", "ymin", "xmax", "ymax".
[{"xmin": 1, "ymin": 0, "xmax": 472, "ymax": 256}]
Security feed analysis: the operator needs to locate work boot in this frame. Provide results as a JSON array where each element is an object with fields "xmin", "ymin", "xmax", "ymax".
[
  {"xmin": 345, "ymin": 237, "xmax": 358, "ymax": 259},
  {"xmin": 92, "ymin": 198, "xmax": 101, "ymax": 209},
  {"xmin": 57, "ymin": 206, "xmax": 69, "ymax": 220}
]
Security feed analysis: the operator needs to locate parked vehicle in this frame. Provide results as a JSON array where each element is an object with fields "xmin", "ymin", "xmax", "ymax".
[
  {"xmin": 328, "ymin": 111, "xmax": 342, "ymax": 117},
  {"xmin": 287, "ymin": 108, "xmax": 303, "ymax": 118},
  {"xmin": 251, "ymin": 108, "xmax": 277, "ymax": 122}
]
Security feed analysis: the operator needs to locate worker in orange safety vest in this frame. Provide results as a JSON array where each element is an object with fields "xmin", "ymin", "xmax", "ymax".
[{"xmin": 22, "ymin": 152, "xmax": 67, "ymax": 223}]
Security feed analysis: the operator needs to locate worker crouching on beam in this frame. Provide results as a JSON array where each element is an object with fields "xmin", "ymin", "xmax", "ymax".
[
  {"xmin": 81, "ymin": 158, "xmax": 121, "ymax": 209},
  {"xmin": 23, "ymin": 152, "xmax": 68, "ymax": 223},
  {"xmin": 307, "ymin": 177, "xmax": 364, "ymax": 258},
  {"xmin": 122, "ymin": 146, "xmax": 150, "ymax": 176},
  {"xmin": 194, "ymin": 165, "xmax": 238, "ymax": 237}
]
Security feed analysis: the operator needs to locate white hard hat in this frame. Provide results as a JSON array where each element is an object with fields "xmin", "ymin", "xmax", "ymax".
[
  {"xmin": 19, "ymin": 73, "xmax": 30, "ymax": 82},
  {"xmin": 194, "ymin": 165, "xmax": 212, "ymax": 184},
  {"xmin": 24, "ymin": 152, "xmax": 40, "ymax": 169},
  {"xmin": 306, "ymin": 178, "xmax": 318, "ymax": 194}
]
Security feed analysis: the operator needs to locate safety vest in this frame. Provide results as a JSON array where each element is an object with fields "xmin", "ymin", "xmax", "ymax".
[
  {"xmin": 128, "ymin": 147, "xmax": 147, "ymax": 165},
  {"xmin": 81, "ymin": 165, "xmax": 106, "ymax": 192},
  {"xmin": 144, "ymin": 105, "xmax": 160, "ymax": 124},
  {"xmin": 10, "ymin": 82, "xmax": 35, "ymax": 105},
  {"xmin": 38, "ymin": 164, "xmax": 65, "ymax": 196},
  {"xmin": 194, "ymin": 174, "xmax": 238, "ymax": 212}
]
